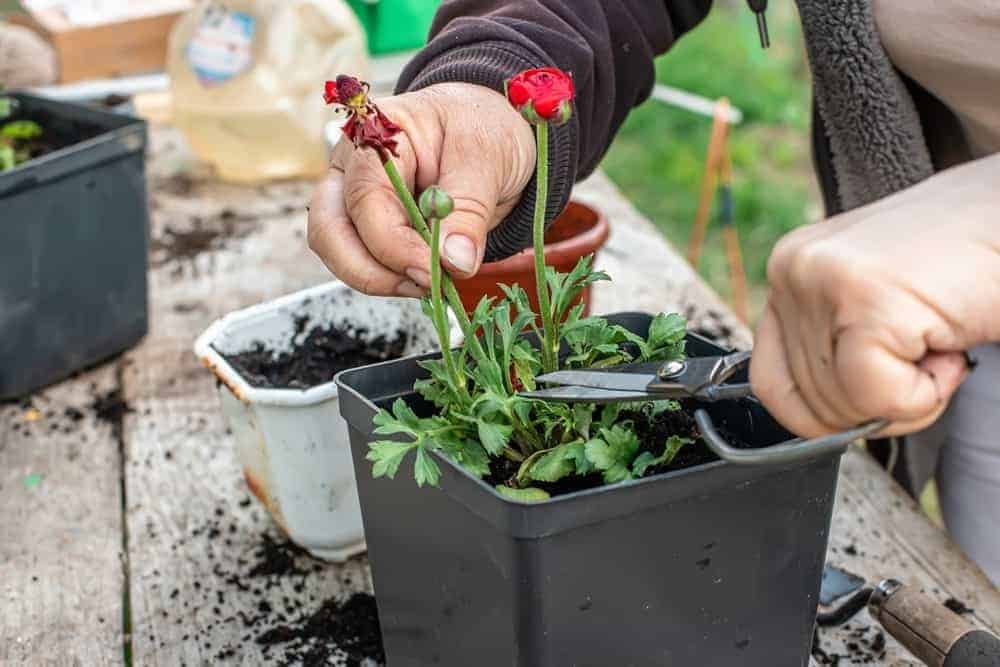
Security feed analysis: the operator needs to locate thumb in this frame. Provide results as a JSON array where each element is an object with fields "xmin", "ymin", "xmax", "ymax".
[{"xmin": 433, "ymin": 167, "xmax": 499, "ymax": 279}]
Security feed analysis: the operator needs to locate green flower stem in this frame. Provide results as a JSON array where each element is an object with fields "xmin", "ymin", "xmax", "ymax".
[
  {"xmin": 533, "ymin": 122, "xmax": 558, "ymax": 373},
  {"xmin": 382, "ymin": 159, "xmax": 486, "ymax": 361},
  {"xmin": 429, "ymin": 215, "xmax": 464, "ymax": 390}
]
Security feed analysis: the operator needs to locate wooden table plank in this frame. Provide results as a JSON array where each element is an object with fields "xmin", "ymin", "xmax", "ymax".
[
  {"xmin": 0, "ymin": 365, "xmax": 125, "ymax": 665},
  {"xmin": 122, "ymin": 129, "xmax": 372, "ymax": 665}
]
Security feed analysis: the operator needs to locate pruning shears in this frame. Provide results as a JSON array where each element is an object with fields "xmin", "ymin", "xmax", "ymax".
[{"xmin": 521, "ymin": 351, "xmax": 887, "ymax": 466}]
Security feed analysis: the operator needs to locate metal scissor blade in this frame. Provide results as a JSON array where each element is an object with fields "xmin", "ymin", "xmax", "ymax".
[
  {"xmin": 519, "ymin": 385, "xmax": 663, "ymax": 404},
  {"xmin": 533, "ymin": 366, "xmax": 662, "ymax": 393}
]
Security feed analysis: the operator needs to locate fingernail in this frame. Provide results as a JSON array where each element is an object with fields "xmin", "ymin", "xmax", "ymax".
[
  {"xmin": 406, "ymin": 268, "xmax": 431, "ymax": 288},
  {"xmin": 396, "ymin": 280, "xmax": 426, "ymax": 298},
  {"xmin": 444, "ymin": 234, "xmax": 478, "ymax": 274}
]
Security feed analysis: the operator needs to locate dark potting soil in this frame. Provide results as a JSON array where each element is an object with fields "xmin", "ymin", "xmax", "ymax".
[
  {"xmin": 256, "ymin": 593, "xmax": 385, "ymax": 667},
  {"xmin": 944, "ymin": 597, "xmax": 975, "ymax": 615},
  {"xmin": 221, "ymin": 318, "xmax": 409, "ymax": 390},
  {"xmin": 161, "ymin": 512, "xmax": 386, "ymax": 665},
  {"xmin": 812, "ymin": 626, "xmax": 888, "ymax": 665},
  {"xmin": 486, "ymin": 400, "xmax": 750, "ymax": 496}
]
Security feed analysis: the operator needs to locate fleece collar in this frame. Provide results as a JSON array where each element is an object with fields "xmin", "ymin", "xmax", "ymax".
[{"xmin": 795, "ymin": 0, "xmax": 935, "ymax": 210}]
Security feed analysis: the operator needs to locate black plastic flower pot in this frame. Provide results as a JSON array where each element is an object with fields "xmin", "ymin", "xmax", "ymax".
[
  {"xmin": 336, "ymin": 313, "xmax": 841, "ymax": 667},
  {"xmin": 0, "ymin": 93, "xmax": 149, "ymax": 399}
]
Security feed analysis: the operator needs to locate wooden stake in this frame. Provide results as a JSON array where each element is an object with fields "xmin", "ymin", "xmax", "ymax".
[{"xmin": 687, "ymin": 98, "xmax": 731, "ymax": 268}]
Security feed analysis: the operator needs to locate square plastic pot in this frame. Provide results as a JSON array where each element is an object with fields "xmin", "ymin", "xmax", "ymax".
[
  {"xmin": 0, "ymin": 93, "xmax": 149, "ymax": 399},
  {"xmin": 194, "ymin": 281, "xmax": 453, "ymax": 562},
  {"xmin": 336, "ymin": 313, "xmax": 840, "ymax": 666}
]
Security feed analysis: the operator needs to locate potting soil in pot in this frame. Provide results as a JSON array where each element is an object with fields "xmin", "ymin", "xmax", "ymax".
[
  {"xmin": 484, "ymin": 399, "xmax": 751, "ymax": 496},
  {"xmin": 220, "ymin": 316, "xmax": 408, "ymax": 390}
]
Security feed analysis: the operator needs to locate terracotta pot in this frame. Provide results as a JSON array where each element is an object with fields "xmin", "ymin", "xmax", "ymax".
[{"xmin": 453, "ymin": 201, "xmax": 610, "ymax": 316}]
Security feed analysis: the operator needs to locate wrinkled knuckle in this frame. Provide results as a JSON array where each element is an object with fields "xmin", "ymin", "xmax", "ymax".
[
  {"xmin": 766, "ymin": 234, "xmax": 800, "ymax": 289},
  {"xmin": 451, "ymin": 195, "xmax": 492, "ymax": 231}
]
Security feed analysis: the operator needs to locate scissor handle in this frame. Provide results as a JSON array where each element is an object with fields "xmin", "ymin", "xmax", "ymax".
[{"xmin": 694, "ymin": 409, "xmax": 888, "ymax": 466}]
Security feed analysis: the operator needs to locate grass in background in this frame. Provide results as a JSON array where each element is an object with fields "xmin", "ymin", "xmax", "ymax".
[{"xmin": 602, "ymin": 3, "xmax": 817, "ymax": 321}]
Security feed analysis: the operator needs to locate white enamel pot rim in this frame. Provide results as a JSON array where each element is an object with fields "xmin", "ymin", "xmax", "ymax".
[
  {"xmin": 194, "ymin": 286, "xmax": 341, "ymax": 408},
  {"xmin": 193, "ymin": 280, "xmax": 460, "ymax": 404}
]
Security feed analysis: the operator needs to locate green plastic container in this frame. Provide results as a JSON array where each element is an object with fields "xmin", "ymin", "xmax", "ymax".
[{"xmin": 346, "ymin": 0, "xmax": 438, "ymax": 54}]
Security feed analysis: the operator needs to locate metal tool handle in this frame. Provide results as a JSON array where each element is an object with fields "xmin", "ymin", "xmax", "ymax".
[{"xmin": 694, "ymin": 409, "xmax": 888, "ymax": 465}]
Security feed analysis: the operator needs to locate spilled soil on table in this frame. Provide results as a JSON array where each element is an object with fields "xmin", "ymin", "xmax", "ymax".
[{"xmin": 220, "ymin": 316, "xmax": 408, "ymax": 390}]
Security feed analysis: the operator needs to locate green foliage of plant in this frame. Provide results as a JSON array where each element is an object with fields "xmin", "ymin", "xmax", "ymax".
[
  {"xmin": 368, "ymin": 244, "xmax": 693, "ymax": 496},
  {"xmin": 0, "ymin": 96, "xmax": 43, "ymax": 173},
  {"xmin": 1, "ymin": 119, "xmax": 42, "ymax": 140}
]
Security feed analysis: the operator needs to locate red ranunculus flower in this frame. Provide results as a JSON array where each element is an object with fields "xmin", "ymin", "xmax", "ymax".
[
  {"xmin": 505, "ymin": 67, "xmax": 575, "ymax": 126},
  {"xmin": 323, "ymin": 75, "xmax": 401, "ymax": 163}
]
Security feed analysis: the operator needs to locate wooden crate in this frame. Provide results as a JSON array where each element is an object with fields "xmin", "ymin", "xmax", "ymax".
[{"xmin": 8, "ymin": 9, "xmax": 183, "ymax": 83}]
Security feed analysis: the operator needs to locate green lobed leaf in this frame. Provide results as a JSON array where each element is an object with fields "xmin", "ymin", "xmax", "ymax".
[
  {"xmin": 1, "ymin": 120, "xmax": 42, "ymax": 141},
  {"xmin": 585, "ymin": 425, "xmax": 642, "ymax": 484},
  {"xmin": 632, "ymin": 435, "xmax": 693, "ymax": 477},
  {"xmin": 367, "ymin": 440, "xmax": 417, "ymax": 479},
  {"xmin": 572, "ymin": 404, "xmax": 594, "ymax": 439},
  {"xmin": 496, "ymin": 485, "xmax": 551, "ymax": 503},
  {"xmin": 0, "ymin": 144, "xmax": 14, "ymax": 172},
  {"xmin": 525, "ymin": 442, "xmax": 579, "ymax": 482},
  {"xmin": 643, "ymin": 313, "xmax": 687, "ymax": 361},
  {"xmin": 477, "ymin": 420, "xmax": 512, "ymax": 456},
  {"xmin": 414, "ymin": 447, "xmax": 442, "ymax": 487}
]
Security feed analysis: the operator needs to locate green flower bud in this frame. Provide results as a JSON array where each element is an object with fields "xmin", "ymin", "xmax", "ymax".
[{"xmin": 419, "ymin": 185, "xmax": 454, "ymax": 220}]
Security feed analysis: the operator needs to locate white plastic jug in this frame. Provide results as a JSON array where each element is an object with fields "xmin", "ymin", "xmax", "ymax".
[{"xmin": 168, "ymin": 0, "xmax": 368, "ymax": 182}]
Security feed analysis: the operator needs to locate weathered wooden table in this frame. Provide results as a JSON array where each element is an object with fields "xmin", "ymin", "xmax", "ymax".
[{"xmin": 2, "ymin": 125, "xmax": 998, "ymax": 666}]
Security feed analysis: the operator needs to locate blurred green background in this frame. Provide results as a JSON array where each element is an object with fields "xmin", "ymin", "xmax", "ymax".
[{"xmin": 602, "ymin": 2, "xmax": 818, "ymax": 322}]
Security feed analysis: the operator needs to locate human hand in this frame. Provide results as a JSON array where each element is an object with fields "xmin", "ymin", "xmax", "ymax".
[
  {"xmin": 751, "ymin": 155, "xmax": 1000, "ymax": 438},
  {"xmin": 308, "ymin": 82, "xmax": 536, "ymax": 297}
]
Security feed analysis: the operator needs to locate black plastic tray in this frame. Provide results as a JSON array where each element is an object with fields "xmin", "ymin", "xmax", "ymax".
[{"xmin": 0, "ymin": 93, "xmax": 149, "ymax": 398}]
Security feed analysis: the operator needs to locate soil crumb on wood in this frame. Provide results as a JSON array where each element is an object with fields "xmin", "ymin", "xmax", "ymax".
[
  {"xmin": 812, "ymin": 625, "xmax": 887, "ymax": 665},
  {"xmin": 149, "ymin": 210, "xmax": 260, "ymax": 266},
  {"xmin": 165, "ymin": 515, "xmax": 384, "ymax": 665},
  {"xmin": 222, "ymin": 321, "xmax": 408, "ymax": 390},
  {"xmin": 944, "ymin": 597, "xmax": 974, "ymax": 615},
  {"xmin": 257, "ymin": 593, "xmax": 385, "ymax": 667}
]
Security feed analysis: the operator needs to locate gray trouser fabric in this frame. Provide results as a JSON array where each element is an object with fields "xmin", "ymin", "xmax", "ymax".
[{"xmin": 909, "ymin": 344, "xmax": 1000, "ymax": 586}]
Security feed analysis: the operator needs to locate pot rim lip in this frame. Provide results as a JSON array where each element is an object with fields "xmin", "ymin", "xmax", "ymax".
[
  {"xmin": 473, "ymin": 200, "xmax": 610, "ymax": 276},
  {"xmin": 194, "ymin": 281, "xmax": 352, "ymax": 407}
]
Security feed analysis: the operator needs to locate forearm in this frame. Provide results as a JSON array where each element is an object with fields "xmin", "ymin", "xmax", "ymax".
[{"xmin": 398, "ymin": 0, "xmax": 712, "ymax": 260}]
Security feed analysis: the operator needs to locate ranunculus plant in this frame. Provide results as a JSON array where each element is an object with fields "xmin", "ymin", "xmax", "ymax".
[{"xmin": 324, "ymin": 71, "xmax": 692, "ymax": 499}]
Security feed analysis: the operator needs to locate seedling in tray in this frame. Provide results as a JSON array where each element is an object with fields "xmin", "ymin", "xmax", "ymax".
[
  {"xmin": 323, "ymin": 71, "xmax": 696, "ymax": 500},
  {"xmin": 0, "ymin": 94, "xmax": 44, "ymax": 172}
]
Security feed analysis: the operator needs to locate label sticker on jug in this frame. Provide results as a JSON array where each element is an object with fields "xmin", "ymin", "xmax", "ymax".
[{"xmin": 187, "ymin": 4, "xmax": 256, "ymax": 86}]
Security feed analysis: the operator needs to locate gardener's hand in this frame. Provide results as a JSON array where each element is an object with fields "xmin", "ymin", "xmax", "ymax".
[
  {"xmin": 308, "ymin": 83, "xmax": 535, "ymax": 297},
  {"xmin": 751, "ymin": 155, "xmax": 1000, "ymax": 438}
]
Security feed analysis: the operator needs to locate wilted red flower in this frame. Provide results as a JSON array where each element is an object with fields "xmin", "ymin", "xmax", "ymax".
[
  {"xmin": 505, "ymin": 67, "xmax": 575, "ymax": 126},
  {"xmin": 323, "ymin": 75, "xmax": 401, "ymax": 163},
  {"xmin": 343, "ymin": 108, "xmax": 401, "ymax": 163}
]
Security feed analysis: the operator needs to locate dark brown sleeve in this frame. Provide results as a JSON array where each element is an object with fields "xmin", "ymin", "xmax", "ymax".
[{"xmin": 397, "ymin": 0, "xmax": 712, "ymax": 261}]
